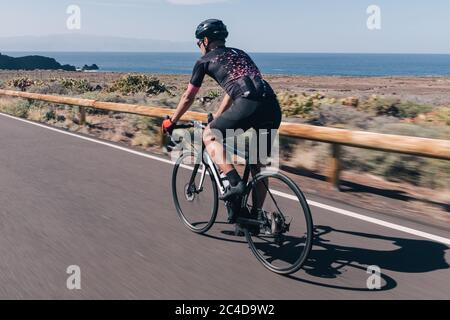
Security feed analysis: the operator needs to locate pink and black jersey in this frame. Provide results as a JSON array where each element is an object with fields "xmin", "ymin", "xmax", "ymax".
[{"xmin": 189, "ymin": 46, "xmax": 275, "ymax": 100}]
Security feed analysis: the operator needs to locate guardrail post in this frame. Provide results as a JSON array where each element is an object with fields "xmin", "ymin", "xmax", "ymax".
[
  {"xmin": 329, "ymin": 144, "xmax": 341, "ymax": 190},
  {"xmin": 79, "ymin": 106, "xmax": 86, "ymax": 125}
]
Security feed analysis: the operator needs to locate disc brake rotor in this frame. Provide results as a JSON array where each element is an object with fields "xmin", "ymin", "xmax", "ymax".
[
  {"xmin": 268, "ymin": 211, "xmax": 285, "ymax": 235},
  {"xmin": 184, "ymin": 183, "xmax": 196, "ymax": 202}
]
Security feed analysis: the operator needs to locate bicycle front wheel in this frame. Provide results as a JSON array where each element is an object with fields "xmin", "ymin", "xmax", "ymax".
[
  {"xmin": 172, "ymin": 152, "xmax": 218, "ymax": 234},
  {"xmin": 243, "ymin": 171, "xmax": 313, "ymax": 275}
]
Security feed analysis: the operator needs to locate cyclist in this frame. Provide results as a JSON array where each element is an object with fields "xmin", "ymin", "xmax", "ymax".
[{"xmin": 163, "ymin": 19, "xmax": 281, "ymax": 219}]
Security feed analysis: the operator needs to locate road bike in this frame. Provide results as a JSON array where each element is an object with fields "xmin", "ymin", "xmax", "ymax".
[{"xmin": 167, "ymin": 117, "xmax": 313, "ymax": 275}]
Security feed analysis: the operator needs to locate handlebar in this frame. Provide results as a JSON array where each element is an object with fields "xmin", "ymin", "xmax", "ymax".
[
  {"xmin": 165, "ymin": 112, "xmax": 214, "ymax": 133},
  {"xmin": 172, "ymin": 123, "xmax": 196, "ymax": 130},
  {"xmin": 162, "ymin": 113, "xmax": 214, "ymax": 152}
]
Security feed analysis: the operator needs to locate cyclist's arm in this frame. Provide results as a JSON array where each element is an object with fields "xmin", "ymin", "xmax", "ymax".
[
  {"xmin": 172, "ymin": 60, "xmax": 205, "ymax": 123},
  {"xmin": 171, "ymin": 85, "xmax": 198, "ymax": 123},
  {"xmin": 214, "ymin": 93, "xmax": 233, "ymax": 119}
]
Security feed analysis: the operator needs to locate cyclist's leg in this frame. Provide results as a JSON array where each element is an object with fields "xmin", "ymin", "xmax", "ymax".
[
  {"xmin": 203, "ymin": 98, "xmax": 257, "ymax": 197},
  {"xmin": 251, "ymin": 163, "xmax": 267, "ymax": 211},
  {"xmin": 251, "ymin": 97, "xmax": 282, "ymax": 212},
  {"xmin": 203, "ymin": 125, "xmax": 233, "ymax": 174}
]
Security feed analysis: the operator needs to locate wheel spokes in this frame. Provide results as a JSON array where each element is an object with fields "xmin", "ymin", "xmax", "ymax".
[{"xmin": 245, "ymin": 173, "xmax": 313, "ymax": 274}]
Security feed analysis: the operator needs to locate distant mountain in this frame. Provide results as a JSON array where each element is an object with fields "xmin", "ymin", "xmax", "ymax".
[
  {"xmin": 0, "ymin": 53, "xmax": 76, "ymax": 71},
  {"xmin": 0, "ymin": 34, "xmax": 195, "ymax": 52}
]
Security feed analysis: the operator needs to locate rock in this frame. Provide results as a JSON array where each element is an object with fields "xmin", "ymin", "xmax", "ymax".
[
  {"xmin": 123, "ymin": 131, "xmax": 134, "ymax": 138},
  {"xmin": 64, "ymin": 119, "xmax": 74, "ymax": 129},
  {"xmin": 199, "ymin": 97, "xmax": 214, "ymax": 104},
  {"xmin": 77, "ymin": 126, "xmax": 90, "ymax": 135},
  {"xmin": 0, "ymin": 52, "xmax": 76, "ymax": 71},
  {"xmin": 72, "ymin": 117, "xmax": 80, "ymax": 125},
  {"xmin": 110, "ymin": 133, "xmax": 124, "ymax": 142},
  {"xmin": 342, "ymin": 96, "xmax": 359, "ymax": 107},
  {"xmin": 417, "ymin": 114, "xmax": 427, "ymax": 121},
  {"xmin": 82, "ymin": 64, "xmax": 99, "ymax": 71}
]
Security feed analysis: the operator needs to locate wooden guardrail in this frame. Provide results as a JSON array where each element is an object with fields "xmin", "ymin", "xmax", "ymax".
[{"xmin": 1, "ymin": 89, "xmax": 449, "ymax": 189}]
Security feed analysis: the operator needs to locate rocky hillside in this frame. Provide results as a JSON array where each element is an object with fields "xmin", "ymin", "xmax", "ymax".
[{"xmin": 0, "ymin": 53, "xmax": 76, "ymax": 71}]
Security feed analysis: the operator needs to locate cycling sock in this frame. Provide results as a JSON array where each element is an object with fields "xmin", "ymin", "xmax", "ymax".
[{"xmin": 226, "ymin": 169, "xmax": 241, "ymax": 186}]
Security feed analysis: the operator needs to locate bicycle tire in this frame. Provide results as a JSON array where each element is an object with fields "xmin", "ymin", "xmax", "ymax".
[
  {"xmin": 172, "ymin": 152, "xmax": 219, "ymax": 234},
  {"xmin": 243, "ymin": 171, "xmax": 313, "ymax": 275}
]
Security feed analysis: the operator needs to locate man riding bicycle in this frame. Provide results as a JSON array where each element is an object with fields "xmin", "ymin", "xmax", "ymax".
[{"xmin": 162, "ymin": 19, "xmax": 282, "ymax": 221}]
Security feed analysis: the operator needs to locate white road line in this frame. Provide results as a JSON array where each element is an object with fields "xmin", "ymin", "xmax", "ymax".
[
  {"xmin": 1, "ymin": 112, "xmax": 449, "ymax": 246},
  {"xmin": 0, "ymin": 112, "xmax": 176, "ymax": 165}
]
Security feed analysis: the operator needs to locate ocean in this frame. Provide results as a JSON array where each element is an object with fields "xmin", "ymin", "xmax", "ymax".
[{"xmin": 4, "ymin": 52, "xmax": 450, "ymax": 76}]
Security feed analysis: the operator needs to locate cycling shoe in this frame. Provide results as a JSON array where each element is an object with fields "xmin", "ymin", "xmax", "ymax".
[{"xmin": 220, "ymin": 181, "xmax": 246, "ymax": 201}]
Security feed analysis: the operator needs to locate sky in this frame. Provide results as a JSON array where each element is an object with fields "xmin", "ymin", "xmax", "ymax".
[{"xmin": 0, "ymin": 0, "xmax": 449, "ymax": 53}]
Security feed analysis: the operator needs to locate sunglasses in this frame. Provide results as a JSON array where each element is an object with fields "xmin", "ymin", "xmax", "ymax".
[{"xmin": 196, "ymin": 40, "xmax": 203, "ymax": 48}]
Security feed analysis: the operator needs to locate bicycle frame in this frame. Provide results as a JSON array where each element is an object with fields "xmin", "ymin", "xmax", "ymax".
[
  {"xmin": 201, "ymin": 150, "xmax": 253, "ymax": 191},
  {"xmin": 181, "ymin": 120, "xmax": 254, "ymax": 198},
  {"xmin": 170, "ymin": 120, "xmax": 313, "ymax": 275}
]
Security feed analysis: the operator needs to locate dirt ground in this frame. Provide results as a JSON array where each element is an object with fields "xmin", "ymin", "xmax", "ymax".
[
  {"xmin": 267, "ymin": 76, "xmax": 450, "ymax": 106},
  {"xmin": 2, "ymin": 70, "xmax": 450, "ymax": 105}
]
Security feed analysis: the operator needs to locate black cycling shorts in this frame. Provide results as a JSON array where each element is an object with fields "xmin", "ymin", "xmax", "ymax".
[{"xmin": 209, "ymin": 96, "xmax": 282, "ymax": 159}]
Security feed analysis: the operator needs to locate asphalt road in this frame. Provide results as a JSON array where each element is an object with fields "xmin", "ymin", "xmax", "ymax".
[{"xmin": 0, "ymin": 112, "xmax": 449, "ymax": 299}]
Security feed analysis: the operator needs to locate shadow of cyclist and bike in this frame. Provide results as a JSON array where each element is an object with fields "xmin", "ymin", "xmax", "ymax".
[{"xmin": 202, "ymin": 222, "xmax": 449, "ymax": 292}]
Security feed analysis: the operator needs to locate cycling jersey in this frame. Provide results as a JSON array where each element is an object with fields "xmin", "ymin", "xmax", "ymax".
[
  {"xmin": 188, "ymin": 46, "xmax": 281, "ymax": 160},
  {"xmin": 189, "ymin": 46, "xmax": 275, "ymax": 100}
]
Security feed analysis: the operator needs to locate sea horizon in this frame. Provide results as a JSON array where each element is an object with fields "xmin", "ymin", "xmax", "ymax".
[{"xmin": 3, "ymin": 51, "xmax": 450, "ymax": 77}]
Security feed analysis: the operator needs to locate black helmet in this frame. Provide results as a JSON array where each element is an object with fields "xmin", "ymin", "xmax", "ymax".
[{"xmin": 195, "ymin": 19, "xmax": 228, "ymax": 41}]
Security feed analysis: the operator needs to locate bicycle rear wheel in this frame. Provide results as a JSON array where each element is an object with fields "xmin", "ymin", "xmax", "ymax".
[
  {"xmin": 243, "ymin": 171, "xmax": 313, "ymax": 275},
  {"xmin": 172, "ymin": 152, "xmax": 218, "ymax": 234}
]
